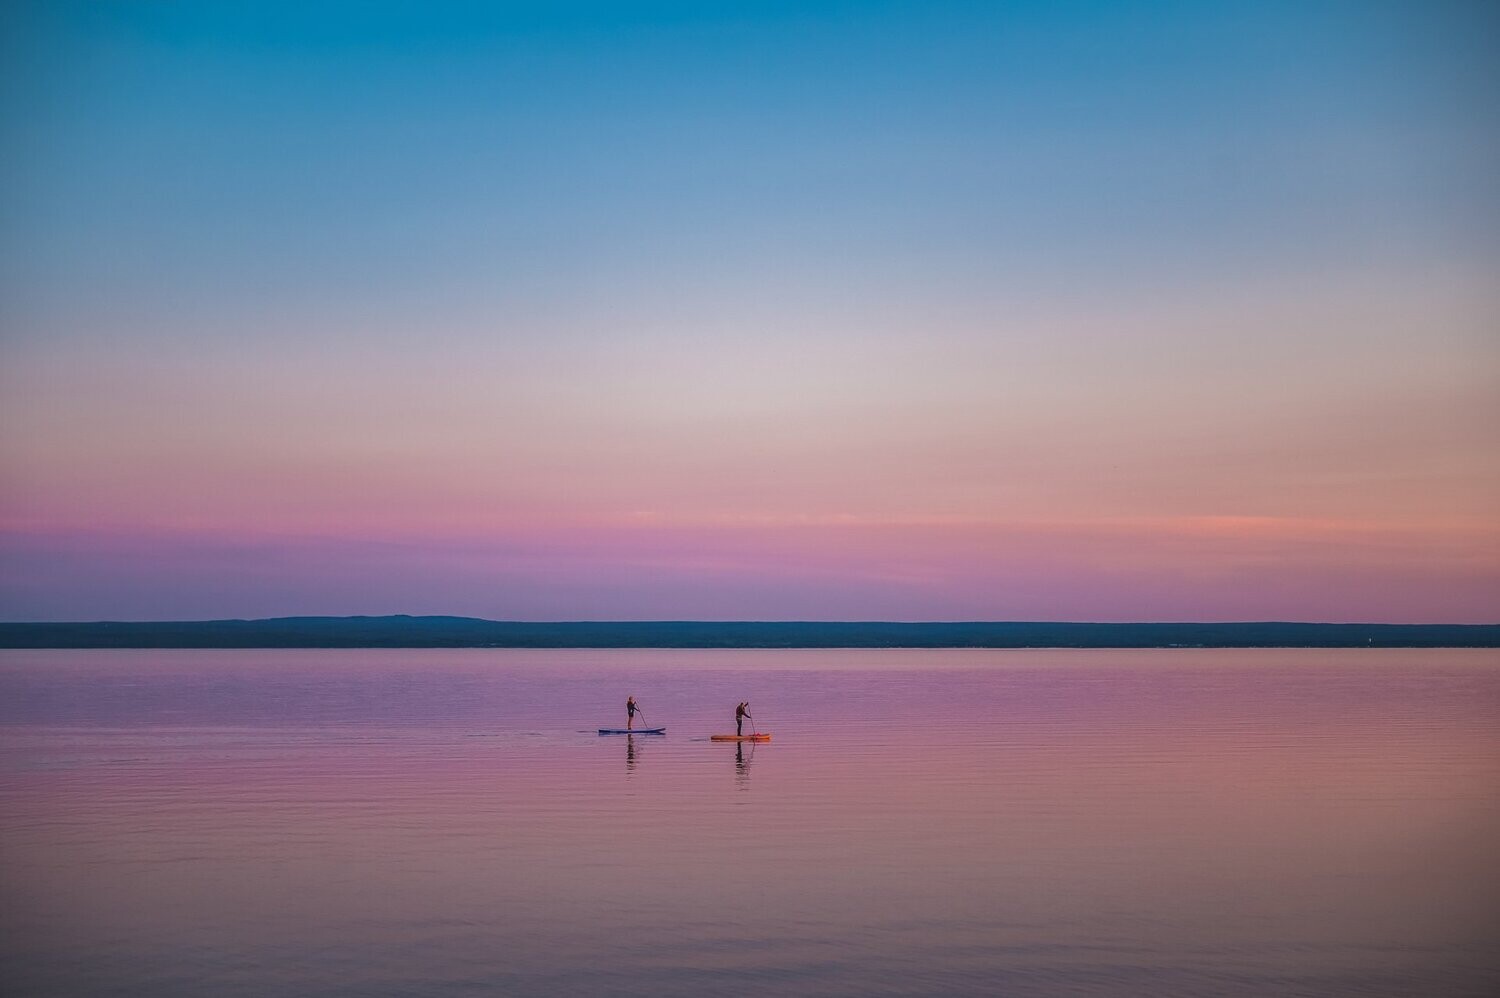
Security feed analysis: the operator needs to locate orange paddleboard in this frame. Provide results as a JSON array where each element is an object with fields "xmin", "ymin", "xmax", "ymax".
[{"xmin": 710, "ymin": 734, "xmax": 771, "ymax": 742}]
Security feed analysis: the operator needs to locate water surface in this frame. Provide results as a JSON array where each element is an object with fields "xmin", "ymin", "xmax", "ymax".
[{"xmin": 2, "ymin": 648, "xmax": 1497, "ymax": 996}]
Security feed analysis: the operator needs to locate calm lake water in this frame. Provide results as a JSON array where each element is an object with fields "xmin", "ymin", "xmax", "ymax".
[{"xmin": 2, "ymin": 648, "xmax": 1497, "ymax": 997}]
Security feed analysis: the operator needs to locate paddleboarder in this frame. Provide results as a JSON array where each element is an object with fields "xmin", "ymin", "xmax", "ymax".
[
  {"xmin": 626, "ymin": 696, "xmax": 639, "ymax": 731},
  {"xmin": 736, "ymin": 701, "xmax": 751, "ymax": 736}
]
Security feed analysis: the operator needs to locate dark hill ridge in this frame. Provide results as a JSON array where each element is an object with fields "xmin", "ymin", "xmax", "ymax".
[{"xmin": 1, "ymin": 617, "xmax": 1497, "ymax": 648}]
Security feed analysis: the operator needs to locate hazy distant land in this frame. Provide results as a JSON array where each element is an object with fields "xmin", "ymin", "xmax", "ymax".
[{"xmin": 1, "ymin": 617, "xmax": 1496, "ymax": 648}]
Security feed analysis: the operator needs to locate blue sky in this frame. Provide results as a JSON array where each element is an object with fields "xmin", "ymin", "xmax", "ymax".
[{"xmin": 7, "ymin": 0, "xmax": 1494, "ymax": 323}]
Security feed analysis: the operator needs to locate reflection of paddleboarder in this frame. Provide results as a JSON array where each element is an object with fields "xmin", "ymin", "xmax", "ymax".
[
  {"xmin": 626, "ymin": 696, "xmax": 639, "ymax": 731},
  {"xmin": 736, "ymin": 701, "xmax": 752, "ymax": 736}
]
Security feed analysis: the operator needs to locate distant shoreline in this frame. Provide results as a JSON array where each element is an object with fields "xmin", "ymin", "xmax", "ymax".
[{"xmin": 1, "ymin": 617, "xmax": 1497, "ymax": 649}]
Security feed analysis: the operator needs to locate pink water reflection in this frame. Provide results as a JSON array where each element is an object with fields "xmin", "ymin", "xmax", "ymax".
[{"xmin": 2, "ymin": 649, "xmax": 1497, "ymax": 996}]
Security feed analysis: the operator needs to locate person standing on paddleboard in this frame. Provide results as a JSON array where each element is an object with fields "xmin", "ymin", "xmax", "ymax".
[
  {"xmin": 626, "ymin": 696, "xmax": 639, "ymax": 731},
  {"xmin": 736, "ymin": 701, "xmax": 751, "ymax": 737}
]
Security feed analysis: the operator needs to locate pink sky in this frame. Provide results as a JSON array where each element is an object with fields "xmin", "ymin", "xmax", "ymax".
[{"xmin": 3, "ymin": 273, "xmax": 1497, "ymax": 621}]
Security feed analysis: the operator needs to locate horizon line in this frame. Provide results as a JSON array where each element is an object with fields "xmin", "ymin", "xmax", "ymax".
[
  {"xmin": 4, "ymin": 617, "xmax": 1496, "ymax": 650},
  {"xmin": 5, "ymin": 615, "xmax": 1500, "ymax": 623},
  {"xmin": 4, "ymin": 615, "xmax": 1500, "ymax": 627}
]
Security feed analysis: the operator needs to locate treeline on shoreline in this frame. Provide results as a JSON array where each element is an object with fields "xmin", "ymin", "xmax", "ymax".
[{"xmin": 1, "ymin": 617, "xmax": 1497, "ymax": 648}]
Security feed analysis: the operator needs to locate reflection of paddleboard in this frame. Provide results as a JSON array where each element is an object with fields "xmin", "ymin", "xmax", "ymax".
[
  {"xmin": 598, "ymin": 728, "xmax": 665, "ymax": 735},
  {"xmin": 710, "ymin": 734, "xmax": 770, "ymax": 742}
]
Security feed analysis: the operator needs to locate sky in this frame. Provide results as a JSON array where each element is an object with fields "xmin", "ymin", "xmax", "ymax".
[{"xmin": 1, "ymin": 0, "xmax": 1497, "ymax": 622}]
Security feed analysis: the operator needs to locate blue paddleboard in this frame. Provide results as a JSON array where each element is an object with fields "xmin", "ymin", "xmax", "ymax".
[{"xmin": 598, "ymin": 727, "xmax": 665, "ymax": 735}]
